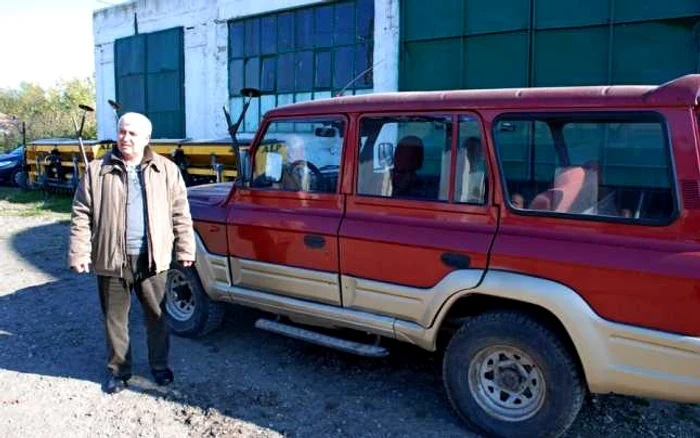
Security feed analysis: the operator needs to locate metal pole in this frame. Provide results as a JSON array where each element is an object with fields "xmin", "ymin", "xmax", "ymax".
[
  {"xmin": 75, "ymin": 104, "xmax": 95, "ymax": 168},
  {"xmin": 224, "ymin": 87, "xmax": 262, "ymax": 185},
  {"xmin": 73, "ymin": 116, "xmax": 90, "ymax": 168}
]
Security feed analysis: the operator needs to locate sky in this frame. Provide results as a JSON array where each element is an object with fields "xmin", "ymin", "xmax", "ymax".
[{"xmin": 0, "ymin": 0, "xmax": 129, "ymax": 89}]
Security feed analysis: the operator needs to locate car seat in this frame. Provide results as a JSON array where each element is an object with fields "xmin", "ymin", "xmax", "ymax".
[
  {"xmin": 391, "ymin": 135, "xmax": 424, "ymax": 197},
  {"xmin": 529, "ymin": 163, "xmax": 598, "ymax": 214}
]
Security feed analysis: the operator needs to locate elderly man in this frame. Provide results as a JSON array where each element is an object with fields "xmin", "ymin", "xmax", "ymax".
[{"xmin": 69, "ymin": 112, "xmax": 194, "ymax": 394}]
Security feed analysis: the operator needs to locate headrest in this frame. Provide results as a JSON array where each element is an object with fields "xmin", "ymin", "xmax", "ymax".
[{"xmin": 394, "ymin": 135, "xmax": 424, "ymax": 172}]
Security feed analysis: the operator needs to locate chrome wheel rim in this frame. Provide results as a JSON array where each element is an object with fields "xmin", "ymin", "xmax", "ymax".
[
  {"xmin": 468, "ymin": 345, "xmax": 546, "ymax": 422},
  {"xmin": 166, "ymin": 270, "xmax": 195, "ymax": 321}
]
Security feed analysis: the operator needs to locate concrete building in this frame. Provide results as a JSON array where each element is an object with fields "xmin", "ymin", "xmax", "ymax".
[
  {"xmin": 93, "ymin": 0, "xmax": 397, "ymax": 140},
  {"xmin": 93, "ymin": 0, "xmax": 700, "ymax": 140}
]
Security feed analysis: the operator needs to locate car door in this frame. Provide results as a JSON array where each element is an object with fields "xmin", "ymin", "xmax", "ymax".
[
  {"xmin": 339, "ymin": 112, "xmax": 499, "ymax": 326},
  {"xmin": 226, "ymin": 115, "xmax": 347, "ymax": 305}
]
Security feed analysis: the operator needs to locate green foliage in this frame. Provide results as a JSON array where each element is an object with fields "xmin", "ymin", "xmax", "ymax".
[{"xmin": 0, "ymin": 77, "xmax": 96, "ymax": 152}]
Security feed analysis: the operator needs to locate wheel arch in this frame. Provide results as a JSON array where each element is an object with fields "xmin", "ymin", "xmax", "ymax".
[
  {"xmin": 435, "ymin": 293, "xmax": 587, "ymax": 388},
  {"xmin": 394, "ymin": 270, "xmax": 609, "ymax": 392}
]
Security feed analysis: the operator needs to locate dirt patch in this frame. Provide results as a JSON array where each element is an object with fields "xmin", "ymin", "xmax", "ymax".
[{"xmin": 0, "ymin": 212, "xmax": 698, "ymax": 437}]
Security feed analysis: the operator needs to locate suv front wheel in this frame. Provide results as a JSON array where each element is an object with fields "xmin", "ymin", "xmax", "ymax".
[
  {"xmin": 443, "ymin": 311, "xmax": 585, "ymax": 438},
  {"xmin": 165, "ymin": 264, "xmax": 225, "ymax": 337}
]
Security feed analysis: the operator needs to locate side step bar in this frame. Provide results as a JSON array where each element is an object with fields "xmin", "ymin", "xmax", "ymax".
[{"xmin": 255, "ymin": 319, "xmax": 389, "ymax": 358}]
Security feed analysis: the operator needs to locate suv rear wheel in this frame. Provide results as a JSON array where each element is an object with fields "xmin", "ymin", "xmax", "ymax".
[
  {"xmin": 443, "ymin": 311, "xmax": 585, "ymax": 438},
  {"xmin": 165, "ymin": 264, "xmax": 225, "ymax": 337}
]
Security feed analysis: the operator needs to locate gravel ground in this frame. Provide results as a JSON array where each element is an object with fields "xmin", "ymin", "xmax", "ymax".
[{"xmin": 0, "ymin": 198, "xmax": 698, "ymax": 438}]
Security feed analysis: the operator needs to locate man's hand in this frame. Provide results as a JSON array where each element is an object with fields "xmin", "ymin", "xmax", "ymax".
[
  {"xmin": 70, "ymin": 263, "xmax": 90, "ymax": 274},
  {"xmin": 181, "ymin": 260, "xmax": 194, "ymax": 268}
]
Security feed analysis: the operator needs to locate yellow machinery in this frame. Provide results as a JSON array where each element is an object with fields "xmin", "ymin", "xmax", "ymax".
[
  {"xmin": 24, "ymin": 137, "xmax": 255, "ymax": 190},
  {"xmin": 25, "ymin": 138, "xmax": 112, "ymax": 190}
]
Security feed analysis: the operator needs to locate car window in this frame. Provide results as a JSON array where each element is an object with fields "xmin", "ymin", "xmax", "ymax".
[
  {"xmin": 454, "ymin": 115, "xmax": 487, "ymax": 204},
  {"xmin": 494, "ymin": 113, "xmax": 676, "ymax": 222},
  {"xmin": 357, "ymin": 115, "xmax": 452, "ymax": 201},
  {"xmin": 251, "ymin": 117, "xmax": 344, "ymax": 193}
]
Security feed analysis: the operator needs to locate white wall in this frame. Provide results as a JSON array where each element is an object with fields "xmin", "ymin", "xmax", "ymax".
[
  {"xmin": 93, "ymin": 0, "xmax": 400, "ymax": 141},
  {"xmin": 374, "ymin": 0, "xmax": 400, "ymax": 93}
]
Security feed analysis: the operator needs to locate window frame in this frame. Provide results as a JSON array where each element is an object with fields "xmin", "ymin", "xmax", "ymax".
[
  {"xmin": 491, "ymin": 110, "xmax": 680, "ymax": 226},
  {"xmin": 454, "ymin": 113, "xmax": 490, "ymax": 206},
  {"xmin": 250, "ymin": 114, "xmax": 349, "ymax": 195}
]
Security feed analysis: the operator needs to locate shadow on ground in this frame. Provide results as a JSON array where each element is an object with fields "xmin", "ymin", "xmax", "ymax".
[{"xmin": 2, "ymin": 220, "xmax": 698, "ymax": 437}]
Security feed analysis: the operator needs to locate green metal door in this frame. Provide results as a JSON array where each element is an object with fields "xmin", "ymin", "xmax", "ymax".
[
  {"xmin": 400, "ymin": 0, "xmax": 700, "ymax": 90},
  {"xmin": 115, "ymin": 28, "xmax": 185, "ymax": 138}
]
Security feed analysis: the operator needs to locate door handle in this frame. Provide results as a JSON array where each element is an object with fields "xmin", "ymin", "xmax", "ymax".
[
  {"xmin": 441, "ymin": 252, "xmax": 470, "ymax": 269},
  {"xmin": 304, "ymin": 234, "xmax": 326, "ymax": 249}
]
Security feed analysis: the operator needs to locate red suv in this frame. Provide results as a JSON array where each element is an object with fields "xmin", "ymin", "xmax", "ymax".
[{"xmin": 166, "ymin": 75, "xmax": 700, "ymax": 438}]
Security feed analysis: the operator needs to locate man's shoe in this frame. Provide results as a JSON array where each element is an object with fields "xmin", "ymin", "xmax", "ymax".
[
  {"xmin": 103, "ymin": 374, "xmax": 129, "ymax": 394},
  {"xmin": 151, "ymin": 368, "xmax": 174, "ymax": 386}
]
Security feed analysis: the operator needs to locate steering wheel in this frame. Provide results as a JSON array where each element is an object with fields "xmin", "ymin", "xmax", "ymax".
[{"xmin": 285, "ymin": 160, "xmax": 323, "ymax": 192}]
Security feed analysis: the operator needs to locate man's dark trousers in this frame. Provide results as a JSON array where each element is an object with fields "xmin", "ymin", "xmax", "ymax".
[{"xmin": 97, "ymin": 253, "xmax": 169, "ymax": 378}]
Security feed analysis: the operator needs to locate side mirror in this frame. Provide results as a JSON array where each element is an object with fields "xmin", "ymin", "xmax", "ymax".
[{"xmin": 264, "ymin": 151, "xmax": 284, "ymax": 182}]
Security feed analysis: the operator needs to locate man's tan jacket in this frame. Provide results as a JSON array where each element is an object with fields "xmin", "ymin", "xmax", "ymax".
[{"xmin": 69, "ymin": 147, "xmax": 195, "ymax": 277}]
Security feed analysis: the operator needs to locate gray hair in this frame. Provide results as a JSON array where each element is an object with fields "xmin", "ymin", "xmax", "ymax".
[{"xmin": 118, "ymin": 112, "xmax": 153, "ymax": 137}]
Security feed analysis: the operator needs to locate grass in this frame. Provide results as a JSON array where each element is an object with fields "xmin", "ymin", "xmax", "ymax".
[{"xmin": 0, "ymin": 187, "xmax": 73, "ymax": 217}]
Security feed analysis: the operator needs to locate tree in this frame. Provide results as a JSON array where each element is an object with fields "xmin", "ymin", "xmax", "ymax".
[{"xmin": 0, "ymin": 77, "xmax": 96, "ymax": 152}]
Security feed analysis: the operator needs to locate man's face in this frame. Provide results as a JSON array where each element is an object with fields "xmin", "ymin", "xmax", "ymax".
[{"xmin": 117, "ymin": 118, "xmax": 150, "ymax": 160}]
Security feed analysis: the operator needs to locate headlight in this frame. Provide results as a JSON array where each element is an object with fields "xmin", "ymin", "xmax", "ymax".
[{"xmin": 0, "ymin": 161, "xmax": 16, "ymax": 169}]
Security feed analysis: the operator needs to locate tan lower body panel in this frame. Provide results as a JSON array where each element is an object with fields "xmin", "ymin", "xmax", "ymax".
[
  {"xmin": 591, "ymin": 324, "xmax": 700, "ymax": 403},
  {"xmin": 341, "ymin": 271, "xmax": 483, "ymax": 326},
  {"xmin": 194, "ymin": 237, "xmax": 700, "ymax": 404},
  {"xmin": 231, "ymin": 258, "xmax": 341, "ymax": 306},
  {"xmin": 193, "ymin": 234, "xmax": 231, "ymax": 293},
  {"xmin": 394, "ymin": 270, "xmax": 700, "ymax": 404}
]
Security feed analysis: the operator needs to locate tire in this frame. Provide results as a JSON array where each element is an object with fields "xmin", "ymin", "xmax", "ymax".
[
  {"xmin": 11, "ymin": 169, "xmax": 27, "ymax": 189},
  {"xmin": 443, "ymin": 311, "xmax": 585, "ymax": 438},
  {"xmin": 165, "ymin": 264, "xmax": 226, "ymax": 337}
]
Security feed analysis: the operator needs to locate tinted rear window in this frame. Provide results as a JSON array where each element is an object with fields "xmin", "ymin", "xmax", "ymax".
[{"xmin": 494, "ymin": 113, "xmax": 676, "ymax": 223}]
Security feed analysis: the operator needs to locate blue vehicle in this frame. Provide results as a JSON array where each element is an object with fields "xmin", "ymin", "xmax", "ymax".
[{"xmin": 0, "ymin": 145, "xmax": 25, "ymax": 186}]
